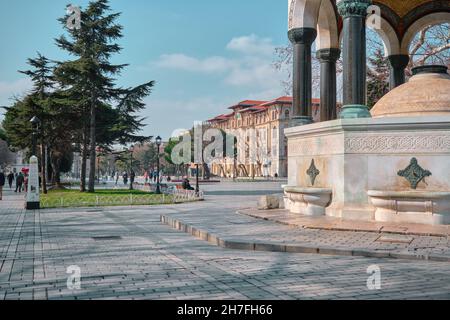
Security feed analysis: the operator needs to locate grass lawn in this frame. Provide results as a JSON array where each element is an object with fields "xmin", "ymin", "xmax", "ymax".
[{"xmin": 40, "ymin": 189, "xmax": 174, "ymax": 208}]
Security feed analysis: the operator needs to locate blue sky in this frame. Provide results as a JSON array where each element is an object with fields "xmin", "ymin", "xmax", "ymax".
[{"xmin": 0, "ymin": 0, "xmax": 290, "ymax": 139}]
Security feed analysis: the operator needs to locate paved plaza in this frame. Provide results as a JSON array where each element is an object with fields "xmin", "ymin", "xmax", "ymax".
[{"xmin": 0, "ymin": 182, "xmax": 450, "ymax": 300}]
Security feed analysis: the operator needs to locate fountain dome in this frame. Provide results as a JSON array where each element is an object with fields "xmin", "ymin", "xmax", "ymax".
[{"xmin": 371, "ymin": 65, "xmax": 450, "ymax": 118}]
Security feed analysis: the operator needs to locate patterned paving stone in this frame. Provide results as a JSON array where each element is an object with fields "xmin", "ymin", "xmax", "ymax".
[{"xmin": 0, "ymin": 182, "xmax": 449, "ymax": 300}]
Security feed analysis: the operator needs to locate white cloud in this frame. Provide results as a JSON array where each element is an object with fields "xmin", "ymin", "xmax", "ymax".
[
  {"xmin": 153, "ymin": 35, "xmax": 286, "ymax": 93},
  {"xmin": 155, "ymin": 54, "xmax": 236, "ymax": 74},
  {"xmin": 225, "ymin": 57, "xmax": 283, "ymax": 88},
  {"xmin": 0, "ymin": 78, "xmax": 33, "ymax": 106},
  {"xmin": 226, "ymin": 34, "xmax": 275, "ymax": 56}
]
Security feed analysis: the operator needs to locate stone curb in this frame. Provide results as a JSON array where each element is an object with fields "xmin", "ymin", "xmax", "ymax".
[
  {"xmin": 160, "ymin": 214, "xmax": 450, "ymax": 263},
  {"xmin": 238, "ymin": 210, "xmax": 450, "ymax": 238}
]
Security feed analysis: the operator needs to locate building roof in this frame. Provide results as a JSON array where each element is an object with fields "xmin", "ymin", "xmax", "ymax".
[
  {"xmin": 228, "ymin": 100, "xmax": 267, "ymax": 110},
  {"xmin": 209, "ymin": 96, "xmax": 327, "ymax": 120}
]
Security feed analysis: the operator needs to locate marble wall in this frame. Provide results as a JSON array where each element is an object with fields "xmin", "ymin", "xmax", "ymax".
[{"xmin": 285, "ymin": 116, "xmax": 450, "ymax": 222}]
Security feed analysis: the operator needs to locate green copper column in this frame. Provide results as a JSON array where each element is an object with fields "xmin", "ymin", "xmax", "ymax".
[
  {"xmin": 388, "ymin": 54, "xmax": 409, "ymax": 90},
  {"xmin": 338, "ymin": 0, "xmax": 372, "ymax": 119},
  {"xmin": 288, "ymin": 28, "xmax": 317, "ymax": 125},
  {"xmin": 317, "ymin": 48, "xmax": 341, "ymax": 121}
]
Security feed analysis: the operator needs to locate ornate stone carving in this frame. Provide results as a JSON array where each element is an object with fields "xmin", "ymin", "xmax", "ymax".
[
  {"xmin": 306, "ymin": 159, "xmax": 320, "ymax": 186},
  {"xmin": 376, "ymin": 0, "xmax": 431, "ymax": 18},
  {"xmin": 397, "ymin": 158, "xmax": 432, "ymax": 189},
  {"xmin": 345, "ymin": 134, "xmax": 450, "ymax": 154},
  {"xmin": 288, "ymin": 28, "xmax": 317, "ymax": 45},
  {"xmin": 337, "ymin": 0, "xmax": 371, "ymax": 18},
  {"xmin": 316, "ymin": 48, "xmax": 341, "ymax": 63},
  {"xmin": 288, "ymin": 0, "xmax": 296, "ymax": 30}
]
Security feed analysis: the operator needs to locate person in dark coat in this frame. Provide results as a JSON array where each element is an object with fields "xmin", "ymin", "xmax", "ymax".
[
  {"xmin": 15, "ymin": 172, "xmax": 24, "ymax": 193},
  {"xmin": 182, "ymin": 178, "xmax": 194, "ymax": 191},
  {"xmin": 0, "ymin": 170, "xmax": 5, "ymax": 200},
  {"xmin": 7, "ymin": 172, "xmax": 14, "ymax": 189}
]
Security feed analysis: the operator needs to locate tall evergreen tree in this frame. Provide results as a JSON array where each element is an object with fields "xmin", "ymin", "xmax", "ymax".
[
  {"xmin": 55, "ymin": 0, "xmax": 154, "ymax": 192},
  {"xmin": 3, "ymin": 54, "xmax": 75, "ymax": 189},
  {"xmin": 18, "ymin": 53, "xmax": 55, "ymax": 193}
]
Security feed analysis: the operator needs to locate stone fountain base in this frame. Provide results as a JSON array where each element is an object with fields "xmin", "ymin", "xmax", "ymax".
[
  {"xmin": 368, "ymin": 190, "xmax": 450, "ymax": 225},
  {"xmin": 284, "ymin": 115, "xmax": 450, "ymax": 225}
]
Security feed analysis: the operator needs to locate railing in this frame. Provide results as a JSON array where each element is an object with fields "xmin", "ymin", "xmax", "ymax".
[
  {"xmin": 40, "ymin": 194, "xmax": 173, "ymax": 209},
  {"xmin": 171, "ymin": 189, "xmax": 204, "ymax": 203}
]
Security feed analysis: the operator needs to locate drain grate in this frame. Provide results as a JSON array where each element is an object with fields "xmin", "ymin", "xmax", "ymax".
[{"xmin": 92, "ymin": 236, "xmax": 122, "ymax": 241}]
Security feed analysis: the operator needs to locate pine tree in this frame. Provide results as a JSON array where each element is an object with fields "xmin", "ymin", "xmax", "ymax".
[
  {"xmin": 55, "ymin": 0, "xmax": 154, "ymax": 192},
  {"xmin": 367, "ymin": 48, "xmax": 390, "ymax": 109},
  {"xmin": 18, "ymin": 53, "xmax": 54, "ymax": 193},
  {"xmin": 3, "ymin": 54, "xmax": 75, "ymax": 189}
]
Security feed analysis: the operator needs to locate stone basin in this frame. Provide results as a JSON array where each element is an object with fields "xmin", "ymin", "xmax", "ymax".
[
  {"xmin": 284, "ymin": 187, "xmax": 332, "ymax": 216},
  {"xmin": 368, "ymin": 190, "xmax": 450, "ymax": 225}
]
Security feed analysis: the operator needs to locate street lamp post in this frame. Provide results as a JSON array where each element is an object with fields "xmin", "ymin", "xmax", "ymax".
[
  {"xmin": 195, "ymin": 163, "xmax": 200, "ymax": 196},
  {"xmin": 129, "ymin": 146, "xmax": 134, "ymax": 191},
  {"xmin": 30, "ymin": 116, "xmax": 40, "ymax": 156},
  {"xmin": 155, "ymin": 136, "xmax": 162, "ymax": 194}
]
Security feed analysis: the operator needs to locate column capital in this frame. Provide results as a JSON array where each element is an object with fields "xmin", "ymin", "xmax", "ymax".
[
  {"xmin": 316, "ymin": 48, "xmax": 341, "ymax": 63},
  {"xmin": 288, "ymin": 27, "xmax": 317, "ymax": 45},
  {"xmin": 388, "ymin": 54, "xmax": 410, "ymax": 69},
  {"xmin": 337, "ymin": 0, "xmax": 372, "ymax": 18}
]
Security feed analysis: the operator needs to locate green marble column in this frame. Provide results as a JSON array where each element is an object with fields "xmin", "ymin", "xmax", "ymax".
[
  {"xmin": 388, "ymin": 54, "xmax": 410, "ymax": 90},
  {"xmin": 317, "ymin": 48, "xmax": 341, "ymax": 121},
  {"xmin": 288, "ymin": 27, "xmax": 317, "ymax": 125},
  {"xmin": 338, "ymin": 0, "xmax": 372, "ymax": 119}
]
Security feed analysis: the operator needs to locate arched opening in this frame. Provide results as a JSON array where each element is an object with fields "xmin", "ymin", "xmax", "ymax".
[
  {"xmin": 316, "ymin": 0, "xmax": 340, "ymax": 51},
  {"xmin": 406, "ymin": 20, "xmax": 450, "ymax": 73}
]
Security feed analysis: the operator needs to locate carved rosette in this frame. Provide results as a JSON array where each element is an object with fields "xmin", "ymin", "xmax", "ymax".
[
  {"xmin": 397, "ymin": 158, "xmax": 432, "ymax": 190},
  {"xmin": 337, "ymin": 0, "xmax": 372, "ymax": 18},
  {"xmin": 306, "ymin": 159, "xmax": 320, "ymax": 186}
]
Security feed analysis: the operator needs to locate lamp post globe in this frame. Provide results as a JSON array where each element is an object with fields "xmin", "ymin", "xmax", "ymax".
[{"xmin": 155, "ymin": 136, "xmax": 162, "ymax": 195}]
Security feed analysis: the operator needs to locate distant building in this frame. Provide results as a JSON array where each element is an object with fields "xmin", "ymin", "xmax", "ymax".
[
  {"xmin": 0, "ymin": 139, "xmax": 24, "ymax": 172},
  {"xmin": 204, "ymin": 96, "xmax": 338, "ymax": 178}
]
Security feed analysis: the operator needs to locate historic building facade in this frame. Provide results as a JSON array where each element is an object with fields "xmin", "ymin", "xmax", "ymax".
[{"xmin": 205, "ymin": 97, "xmax": 323, "ymax": 178}]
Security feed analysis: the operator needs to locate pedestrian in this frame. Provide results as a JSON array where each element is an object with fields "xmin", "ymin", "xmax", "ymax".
[
  {"xmin": 0, "ymin": 169, "xmax": 5, "ymax": 201},
  {"xmin": 7, "ymin": 171, "xmax": 14, "ymax": 189},
  {"xmin": 182, "ymin": 178, "xmax": 194, "ymax": 191},
  {"xmin": 122, "ymin": 171, "xmax": 128, "ymax": 185},
  {"xmin": 24, "ymin": 174, "xmax": 29, "ymax": 193},
  {"xmin": 15, "ymin": 172, "xmax": 24, "ymax": 193}
]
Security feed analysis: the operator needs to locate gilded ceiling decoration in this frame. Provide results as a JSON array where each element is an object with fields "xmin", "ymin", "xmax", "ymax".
[{"xmin": 375, "ymin": 0, "xmax": 433, "ymax": 17}]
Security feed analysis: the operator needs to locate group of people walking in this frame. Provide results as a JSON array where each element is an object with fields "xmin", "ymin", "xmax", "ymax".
[{"xmin": 0, "ymin": 169, "xmax": 27, "ymax": 201}]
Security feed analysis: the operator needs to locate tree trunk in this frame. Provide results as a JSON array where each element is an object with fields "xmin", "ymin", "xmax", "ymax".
[
  {"xmin": 88, "ymin": 96, "xmax": 96, "ymax": 193},
  {"xmin": 80, "ymin": 129, "xmax": 88, "ymax": 192},
  {"xmin": 41, "ymin": 143, "xmax": 47, "ymax": 194},
  {"xmin": 50, "ymin": 154, "xmax": 62, "ymax": 189}
]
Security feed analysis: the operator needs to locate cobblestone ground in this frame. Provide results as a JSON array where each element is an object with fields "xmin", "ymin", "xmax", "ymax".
[{"xmin": 0, "ymin": 183, "xmax": 450, "ymax": 300}]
